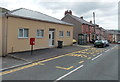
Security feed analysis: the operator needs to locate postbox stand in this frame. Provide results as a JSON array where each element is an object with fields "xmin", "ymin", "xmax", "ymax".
[{"xmin": 31, "ymin": 45, "xmax": 33, "ymax": 55}]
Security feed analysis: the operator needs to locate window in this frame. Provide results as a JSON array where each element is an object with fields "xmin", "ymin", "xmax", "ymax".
[
  {"xmin": 18, "ymin": 28, "xmax": 29, "ymax": 38},
  {"xmin": 36, "ymin": 29, "xmax": 44, "ymax": 38},
  {"xmin": 59, "ymin": 31, "xmax": 64, "ymax": 37},
  {"xmin": 67, "ymin": 31, "xmax": 70, "ymax": 37}
]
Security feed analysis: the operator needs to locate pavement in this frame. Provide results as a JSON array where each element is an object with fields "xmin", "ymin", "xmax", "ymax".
[{"xmin": 2, "ymin": 44, "xmax": 93, "ymax": 69}]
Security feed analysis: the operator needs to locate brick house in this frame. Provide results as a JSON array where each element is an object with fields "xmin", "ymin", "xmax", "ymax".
[
  {"xmin": 62, "ymin": 10, "xmax": 96, "ymax": 44},
  {"xmin": 106, "ymin": 30, "xmax": 120, "ymax": 43}
]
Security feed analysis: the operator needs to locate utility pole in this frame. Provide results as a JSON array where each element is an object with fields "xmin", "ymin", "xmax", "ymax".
[
  {"xmin": 93, "ymin": 12, "xmax": 95, "ymax": 24},
  {"xmin": 93, "ymin": 12, "xmax": 96, "ymax": 41}
]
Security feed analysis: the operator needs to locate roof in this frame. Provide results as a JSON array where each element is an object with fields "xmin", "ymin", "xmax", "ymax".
[
  {"xmin": 62, "ymin": 14, "xmax": 98, "ymax": 26},
  {"xmin": 107, "ymin": 30, "xmax": 120, "ymax": 34},
  {"xmin": 0, "ymin": 7, "xmax": 9, "ymax": 13},
  {"xmin": 6, "ymin": 8, "xmax": 72, "ymax": 26}
]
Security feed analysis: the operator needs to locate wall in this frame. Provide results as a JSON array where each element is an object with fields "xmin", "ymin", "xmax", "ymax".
[
  {"xmin": 7, "ymin": 17, "xmax": 73, "ymax": 53},
  {"xmin": 62, "ymin": 15, "xmax": 82, "ymax": 42}
]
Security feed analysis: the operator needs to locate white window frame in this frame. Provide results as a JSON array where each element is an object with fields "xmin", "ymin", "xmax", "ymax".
[
  {"xmin": 59, "ymin": 31, "xmax": 64, "ymax": 37},
  {"xmin": 18, "ymin": 28, "xmax": 29, "ymax": 38},
  {"xmin": 66, "ymin": 31, "xmax": 70, "ymax": 37},
  {"xmin": 36, "ymin": 29, "xmax": 44, "ymax": 38}
]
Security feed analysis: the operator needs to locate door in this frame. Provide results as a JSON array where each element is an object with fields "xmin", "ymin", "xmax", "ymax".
[{"xmin": 49, "ymin": 31, "xmax": 54, "ymax": 47}]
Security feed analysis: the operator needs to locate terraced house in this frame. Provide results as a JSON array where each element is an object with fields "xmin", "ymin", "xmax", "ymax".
[
  {"xmin": 62, "ymin": 10, "xmax": 98, "ymax": 45},
  {"xmin": 0, "ymin": 8, "xmax": 73, "ymax": 56}
]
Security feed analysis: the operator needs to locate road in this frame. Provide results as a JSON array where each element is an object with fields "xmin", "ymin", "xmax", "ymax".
[{"xmin": 1, "ymin": 44, "xmax": 118, "ymax": 81}]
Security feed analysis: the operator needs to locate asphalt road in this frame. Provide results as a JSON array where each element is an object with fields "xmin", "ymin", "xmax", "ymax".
[{"xmin": 2, "ymin": 44, "xmax": 118, "ymax": 81}]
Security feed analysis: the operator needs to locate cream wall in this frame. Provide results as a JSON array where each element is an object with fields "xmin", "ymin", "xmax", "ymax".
[
  {"xmin": 7, "ymin": 17, "xmax": 73, "ymax": 53},
  {"xmin": 0, "ymin": 17, "xmax": 2, "ymax": 56}
]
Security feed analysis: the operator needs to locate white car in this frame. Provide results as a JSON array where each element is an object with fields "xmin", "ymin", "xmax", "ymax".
[
  {"xmin": 118, "ymin": 41, "xmax": 120, "ymax": 44},
  {"xmin": 103, "ymin": 40, "xmax": 109, "ymax": 46}
]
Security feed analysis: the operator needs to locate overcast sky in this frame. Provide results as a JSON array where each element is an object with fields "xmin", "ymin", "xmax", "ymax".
[{"xmin": 1, "ymin": 0, "xmax": 119, "ymax": 30}]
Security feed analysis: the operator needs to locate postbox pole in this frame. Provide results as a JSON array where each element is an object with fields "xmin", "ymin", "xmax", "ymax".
[{"xmin": 31, "ymin": 45, "xmax": 33, "ymax": 55}]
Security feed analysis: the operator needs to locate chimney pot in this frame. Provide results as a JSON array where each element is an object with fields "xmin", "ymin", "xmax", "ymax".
[
  {"xmin": 80, "ymin": 16, "xmax": 83, "ymax": 19},
  {"xmin": 90, "ymin": 20, "xmax": 92, "ymax": 23},
  {"xmin": 65, "ymin": 10, "xmax": 72, "ymax": 15}
]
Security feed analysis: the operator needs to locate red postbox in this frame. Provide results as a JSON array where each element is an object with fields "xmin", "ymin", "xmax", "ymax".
[{"xmin": 30, "ymin": 38, "xmax": 35, "ymax": 45}]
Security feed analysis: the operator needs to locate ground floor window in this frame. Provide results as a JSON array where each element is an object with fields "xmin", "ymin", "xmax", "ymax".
[
  {"xmin": 59, "ymin": 31, "xmax": 64, "ymax": 37},
  {"xmin": 18, "ymin": 28, "xmax": 29, "ymax": 38},
  {"xmin": 36, "ymin": 29, "xmax": 44, "ymax": 38}
]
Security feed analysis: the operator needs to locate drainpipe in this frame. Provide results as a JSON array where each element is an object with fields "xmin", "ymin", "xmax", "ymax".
[{"xmin": 2, "ymin": 13, "xmax": 8, "ymax": 57}]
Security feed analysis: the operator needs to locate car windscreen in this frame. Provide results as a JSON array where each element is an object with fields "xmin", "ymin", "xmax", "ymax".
[{"xmin": 95, "ymin": 40, "xmax": 102, "ymax": 42}]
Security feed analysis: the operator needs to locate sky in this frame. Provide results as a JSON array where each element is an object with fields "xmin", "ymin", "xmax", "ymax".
[{"xmin": 0, "ymin": 0, "xmax": 119, "ymax": 30}]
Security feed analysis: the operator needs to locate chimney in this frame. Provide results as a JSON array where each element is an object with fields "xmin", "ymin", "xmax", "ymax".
[
  {"xmin": 69, "ymin": 10, "xmax": 72, "ymax": 15},
  {"xmin": 90, "ymin": 20, "xmax": 92, "ymax": 23},
  {"xmin": 80, "ymin": 16, "xmax": 83, "ymax": 19},
  {"xmin": 65, "ymin": 10, "xmax": 72, "ymax": 15}
]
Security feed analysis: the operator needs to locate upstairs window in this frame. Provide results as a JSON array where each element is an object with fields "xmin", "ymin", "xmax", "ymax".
[{"xmin": 66, "ymin": 31, "xmax": 70, "ymax": 37}]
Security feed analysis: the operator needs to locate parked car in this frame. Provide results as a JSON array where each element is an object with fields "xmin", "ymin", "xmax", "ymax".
[
  {"xmin": 94, "ymin": 40, "xmax": 106, "ymax": 48},
  {"xmin": 103, "ymin": 40, "xmax": 109, "ymax": 46},
  {"xmin": 118, "ymin": 41, "xmax": 120, "ymax": 44},
  {"xmin": 73, "ymin": 39, "xmax": 77, "ymax": 44}
]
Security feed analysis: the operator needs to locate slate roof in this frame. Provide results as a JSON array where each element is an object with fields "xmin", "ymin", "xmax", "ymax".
[
  {"xmin": 63, "ymin": 14, "xmax": 98, "ymax": 26},
  {"xmin": 5, "ymin": 8, "xmax": 72, "ymax": 26}
]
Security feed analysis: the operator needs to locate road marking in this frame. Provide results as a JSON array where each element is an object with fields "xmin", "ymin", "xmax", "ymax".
[
  {"xmin": 79, "ymin": 61, "xmax": 84, "ymax": 64},
  {"xmin": 93, "ymin": 55, "xmax": 96, "ymax": 56},
  {"xmin": 0, "ymin": 48, "xmax": 91, "ymax": 75},
  {"xmin": 92, "ymin": 54, "xmax": 102, "ymax": 60},
  {"xmin": 54, "ymin": 65, "xmax": 84, "ymax": 82},
  {"xmin": 40, "ymin": 55, "xmax": 66, "ymax": 63},
  {"xmin": 105, "ymin": 49, "xmax": 110, "ymax": 52},
  {"xmin": 87, "ymin": 57, "xmax": 92, "ymax": 59},
  {"xmin": 0, "ymin": 62, "xmax": 45, "ymax": 76},
  {"xmin": 56, "ymin": 66, "xmax": 74, "ymax": 70}
]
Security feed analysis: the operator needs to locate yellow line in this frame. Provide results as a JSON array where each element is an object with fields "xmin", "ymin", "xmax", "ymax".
[
  {"xmin": 93, "ymin": 55, "xmax": 96, "ymax": 56},
  {"xmin": 79, "ymin": 61, "xmax": 84, "ymax": 64},
  {"xmin": 56, "ymin": 66, "xmax": 74, "ymax": 70},
  {"xmin": 0, "ymin": 62, "xmax": 44, "ymax": 76},
  {"xmin": 87, "ymin": 57, "xmax": 92, "ymax": 59},
  {"xmin": 40, "ymin": 55, "xmax": 66, "ymax": 63},
  {"xmin": 66, "ymin": 66, "xmax": 74, "ymax": 70}
]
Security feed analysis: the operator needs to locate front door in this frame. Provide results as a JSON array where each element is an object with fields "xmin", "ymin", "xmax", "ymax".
[{"xmin": 49, "ymin": 31, "xmax": 54, "ymax": 47}]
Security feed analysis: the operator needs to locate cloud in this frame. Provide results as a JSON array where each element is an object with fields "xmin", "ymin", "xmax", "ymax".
[
  {"xmin": 35, "ymin": 2, "xmax": 118, "ymax": 29},
  {"xmin": 0, "ymin": 0, "xmax": 119, "ymax": 29}
]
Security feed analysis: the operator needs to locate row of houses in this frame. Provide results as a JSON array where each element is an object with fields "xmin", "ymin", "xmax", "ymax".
[
  {"xmin": 62, "ymin": 10, "xmax": 108, "ymax": 44},
  {"xmin": 106, "ymin": 30, "xmax": 120, "ymax": 43},
  {"xmin": 0, "ymin": 8, "xmax": 119, "ymax": 56}
]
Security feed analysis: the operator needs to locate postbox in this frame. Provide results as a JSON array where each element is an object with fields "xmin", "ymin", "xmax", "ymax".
[{"xmin": 30, "ymin": 38, "xmax": 35, "ymax": 45}]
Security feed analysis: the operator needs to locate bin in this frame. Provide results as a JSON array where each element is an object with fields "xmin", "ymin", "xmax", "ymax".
[{"xmin": 57, "ymin": 41, "xmax": 63, "ymax": 48}]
